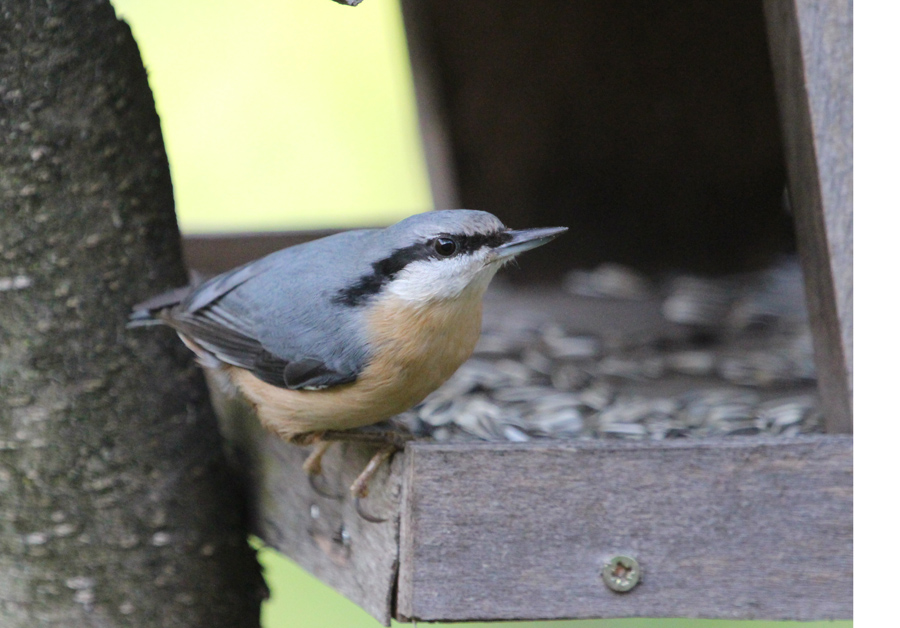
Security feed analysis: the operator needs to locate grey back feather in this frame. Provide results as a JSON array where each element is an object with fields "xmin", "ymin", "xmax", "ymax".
[{"xmin": 171, "ymin": 229, "xmax": 380, "ymax": 389}]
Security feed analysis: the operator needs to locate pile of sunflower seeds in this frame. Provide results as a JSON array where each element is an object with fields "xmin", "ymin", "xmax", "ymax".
[{"xmin": 399, "ymin": 257, "xmax": 822, "ymax": 442}]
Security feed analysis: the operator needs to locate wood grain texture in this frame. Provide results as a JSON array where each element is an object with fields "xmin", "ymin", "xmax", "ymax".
[
  {"xmin": 763, "ymin": 0, "xmax": 853, "ymax": 432},
  {"xmin": 182, "ymin": 230, "xmax": 344, "ymax": 276},
  {"xmin": 397, "ymin": 437, "xmax": 852, "ymax": 622},
  {"xmin": 400, "ymin": 0, "xmax": 460, "ymax": 210},
  {"xmin": 208, "ymin": 377, "xmax": 404, "ymax": 626}
]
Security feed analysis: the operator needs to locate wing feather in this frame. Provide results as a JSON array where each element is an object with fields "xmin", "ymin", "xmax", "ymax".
[{"xmin": 131, "ymin": 233, "xmax": 373, "ymax": 390}]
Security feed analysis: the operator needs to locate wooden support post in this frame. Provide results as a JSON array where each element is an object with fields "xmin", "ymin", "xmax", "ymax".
[
  {"xmin": 399, "ymin": 0, "xmax": 460, "ymax": 210},
  {"xmin": 763, "ymin": 0, "xmax": 853, "ymax": 433}
]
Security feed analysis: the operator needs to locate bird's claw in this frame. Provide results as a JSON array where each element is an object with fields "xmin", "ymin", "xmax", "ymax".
[
  {"xmin": 345, "ymin": 445, "xmax": 396, "ymax": 523},
  {"xmin": 308, "ymin": 473, "xmax": 343, "ymax": 500},
  {"xmin": 353, "ymin": 496, "xmax": 388, "ymax": 523},
  {"xmin": 300, "ymin": 436, "xmax": 397, "ymax": 523},
  {"xmin": 302, "ymin": 438, "xmax": 343, "ymax": 499}
]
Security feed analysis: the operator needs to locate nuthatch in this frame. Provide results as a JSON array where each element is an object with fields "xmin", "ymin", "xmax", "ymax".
[{"xmin": 130, "ymin": 210, "xmax": 566, "ymax": 519}]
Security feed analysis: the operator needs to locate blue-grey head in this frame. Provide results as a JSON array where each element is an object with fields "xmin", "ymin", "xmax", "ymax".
[{"xmin": 335, "ymin": 210, "xmax": 567, "ymax": 307}]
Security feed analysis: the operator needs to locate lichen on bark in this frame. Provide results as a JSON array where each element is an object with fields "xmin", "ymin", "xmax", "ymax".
[{"xmin": 1, "ymin": 2, "xmax": 264, "ymax": 626}]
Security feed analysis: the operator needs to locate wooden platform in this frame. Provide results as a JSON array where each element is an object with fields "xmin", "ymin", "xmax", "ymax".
[
  {"xmin": 216, "ymin": 413, "xmax": 850, "ymax": 625},
  {"xmin": 204, "ymin": 287, "xmax": 852, "ymax": 625}
]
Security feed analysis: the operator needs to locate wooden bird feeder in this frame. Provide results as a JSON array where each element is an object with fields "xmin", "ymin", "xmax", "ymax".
[{"xmin": 185, "ymin": 1, "xmax": 852, "ymax": 624}]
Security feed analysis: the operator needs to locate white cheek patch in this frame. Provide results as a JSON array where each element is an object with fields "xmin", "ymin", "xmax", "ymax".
[{"xmin": 384, "ymin": 252, "xmax": 499, "ymax": 303}]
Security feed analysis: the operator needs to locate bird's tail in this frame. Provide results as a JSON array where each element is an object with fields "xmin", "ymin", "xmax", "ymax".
[{"xmin": 126, "ymin": 285, "xmax": 192, "ymax": 328}]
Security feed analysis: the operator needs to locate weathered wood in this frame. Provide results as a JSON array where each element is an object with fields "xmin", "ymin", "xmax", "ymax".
[
  {"xmin": 182, "ymin": 230, "xmax": 343, "ymax": 276},
  {"xmin": 208, "ymin": 377, "xmax": 403, "ymax": 626},
  {"xmin": 397, "ymin": 437, "xmax": 852, "ymax": 622},
  {"xmin": 399, "ymin": 0, "xmax": 460, "ymax": 210},
  {"xmin": 199, "ymin": 259, "xmax": 849, "ymax": 624},
  {"xmin": 211, "ymin": 346, "xmax": 850, "ymax": 625},
  {"xmin": 763, "ymin": 0, "xmax": 853, "ymax": 433}
]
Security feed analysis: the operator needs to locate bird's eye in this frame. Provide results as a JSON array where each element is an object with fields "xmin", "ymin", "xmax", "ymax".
[{"xmin": 433, "ymin": 237, "xmax": 457, "ymax": 257}]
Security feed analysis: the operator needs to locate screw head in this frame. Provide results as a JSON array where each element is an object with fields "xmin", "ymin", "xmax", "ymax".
[{"xmin": 602, "ymin": 555, "xmax": 641, "ymax": 592}]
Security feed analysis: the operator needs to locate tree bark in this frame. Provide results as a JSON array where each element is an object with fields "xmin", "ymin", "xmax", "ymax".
[{"xmin": 0, "ymin": 2, "xmax": 264, "ymax": 626}]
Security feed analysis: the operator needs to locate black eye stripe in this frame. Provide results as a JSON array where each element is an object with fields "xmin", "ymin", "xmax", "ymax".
[
  {"xmin": 333, "ymin": 243, "xmax": 426, "ymax": 306},
  {"xmin": 435, "ymin": 231, "xmax": 512, "ymax": 255},
  {"xmin": 467, "ymin": 231, "xmax": 512, "ymax": 251},
  {"xmin": 333, "ymin": 230, "xmax": 511, "ymax": 306}
]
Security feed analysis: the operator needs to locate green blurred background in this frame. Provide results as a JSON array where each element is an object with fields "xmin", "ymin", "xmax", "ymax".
[
  {"xmin": 114, "ymin": 0, "xmax": 430, "ymax": 233},
  {"xmin": 111, "ymin": 1, "xmax": 849, "ymax": 626}
]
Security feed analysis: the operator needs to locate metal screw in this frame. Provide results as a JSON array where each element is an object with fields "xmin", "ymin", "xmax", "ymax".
[{"xmin": 602, "ymin": 555, "xmax": 641, "ymax": 592}]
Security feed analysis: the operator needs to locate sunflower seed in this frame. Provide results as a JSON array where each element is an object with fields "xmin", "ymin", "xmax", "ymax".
[
  {"xmin": 418, "ymin": 397, "xmax": 460, "ymax": 426},
  {"xmin": 601, "ymin": 422, "xmax": 648, "ymax": 438},
  {"xmin": 707, "ymin": 403, "xmax": 756, "ymax": 423},
  {"xmin": 579, "ymin": 385, "xmax": 615, "ymax": 410},
  {"xmin": 667, "ymin": 351, "xmax": 716, "ymax": 377},
  {"xmin": 681, "ymin": 388, "xmax": 761, "ymax": 407},
  {"xmin": 551, "ymin": 364, "xmax": 592, "ymax": 390},
  {"xmin": 492, "ymin": 385, "xmax": 554, "ymax": 403},
  {"xmin": 530, "ymin": 392, "xmax": 585, "ymax": 414},
  {"xmin": 594, "ymin": 356, "xmax": 645, "ymax": 379},
  {"xmin": 454, "ymin": 397, "xmax": 506, "ymax": 440},
  {"xmin": 521, "ymin": 348, "xmax": 553, "ymax": 375},
  {"xmin": 757, "ymin": 396, "xmax": 816, "ymax": 430},
  {"xmin": 473, "ymin": 333, "xmax": 521, "ymax": 356},
  {"xmin": 431, "ymin": 427, "xmax": 451, "ymax": 442},
  {"xmin": 724, "ymin": 425, "xmax": 762, "ymax": 436},
  {"xmin": 564, "ymin": 264, "xmax": 653, "ymax": 300},
  {"xmin": 502, "ymin": 425, "xmax": 531, "ymax": 442},
  {"xmin": 662, "ymin": 277, "xmax": 734, "ymax": 326},
  {"xmin": 528, "ymin": 408, "xmax": 583, "ymax": 436},
  {"xmin": 492, "ymin": 359, "xmax": 536, "ymax": 385},
  {"xmin": 640, "ymin": 356, "xmax": 666, "ymax": 379},
  {"xmin": 543, "ymin": 335, "xmax": 601, "ymax": 360}
]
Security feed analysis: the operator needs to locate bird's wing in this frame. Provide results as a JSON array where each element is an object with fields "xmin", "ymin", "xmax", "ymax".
[
  {"xmin": 164, "ymin": 304, "xmax": 359, "ymax": 390},
  {"xmin": 134, "ymin": 233, "xmax": 375, "ymax": 390}
]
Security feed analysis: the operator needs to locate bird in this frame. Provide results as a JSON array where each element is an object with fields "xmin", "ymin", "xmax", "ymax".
[{"xmin": 129, "ymin": 209, "xmax": 566, "ymax": 520}]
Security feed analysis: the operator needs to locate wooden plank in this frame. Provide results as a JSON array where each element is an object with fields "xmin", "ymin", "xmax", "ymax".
[
  {"xmin": 196, "ymin": 275, "xmax": 849, "ymax": 623},
  {"xmin": 207, "ymin": 375, "xmax": 404, "ymax": 626},
  {"xmin": 763, "ymin": 0, "xmax": 853, "ymax": 433},
  {"xmin": 397, "ymin": 436, "xmax": 852, "ymax": 622},
  {"xmin": 400, "ymin": 0, "xmax": 460, "ymax": 210},
  {"xmin": 181, "ymin": 229, "xmax": 344, "ymax": 276}
]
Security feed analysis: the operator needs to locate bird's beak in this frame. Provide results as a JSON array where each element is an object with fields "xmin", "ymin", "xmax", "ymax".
[{"xmin": 494, "ymin": 226, "xmax": 568, "ymax": 260}]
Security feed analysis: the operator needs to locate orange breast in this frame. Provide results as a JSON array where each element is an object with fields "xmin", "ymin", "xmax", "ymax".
[{"xmin": 226, "ymin": 288, "xmax": 484, "ymax": 442}]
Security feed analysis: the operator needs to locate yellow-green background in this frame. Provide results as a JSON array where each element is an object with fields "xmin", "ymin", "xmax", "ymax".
[
  {"xmin": 111, "ymin": 1, "xmax": 850, "ymax": 626},
  {"xmin": 114, "ymin": 0, "xmax": 430, "ymax": 233}
]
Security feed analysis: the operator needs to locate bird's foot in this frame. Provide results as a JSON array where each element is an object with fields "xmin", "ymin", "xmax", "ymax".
[
  {"xmin": 319, "ymin": 424, "xmax": 414, "ymax": 449},
  {"xmin": 295, "ymin": 428, "xmax": 408, "ymax": 521},
  {"xmin": 349, "ymin": 445, "xmax": 397, "ymax": 523},
  {"xmin": 301, "ymin": 437, "xmax": 343, "ymax": 500}
]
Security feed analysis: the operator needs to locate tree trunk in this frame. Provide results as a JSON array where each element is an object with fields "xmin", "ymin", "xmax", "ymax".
[{"xmin": 0, "ymin": 2, "xmax": 264, "ymax": 626}]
